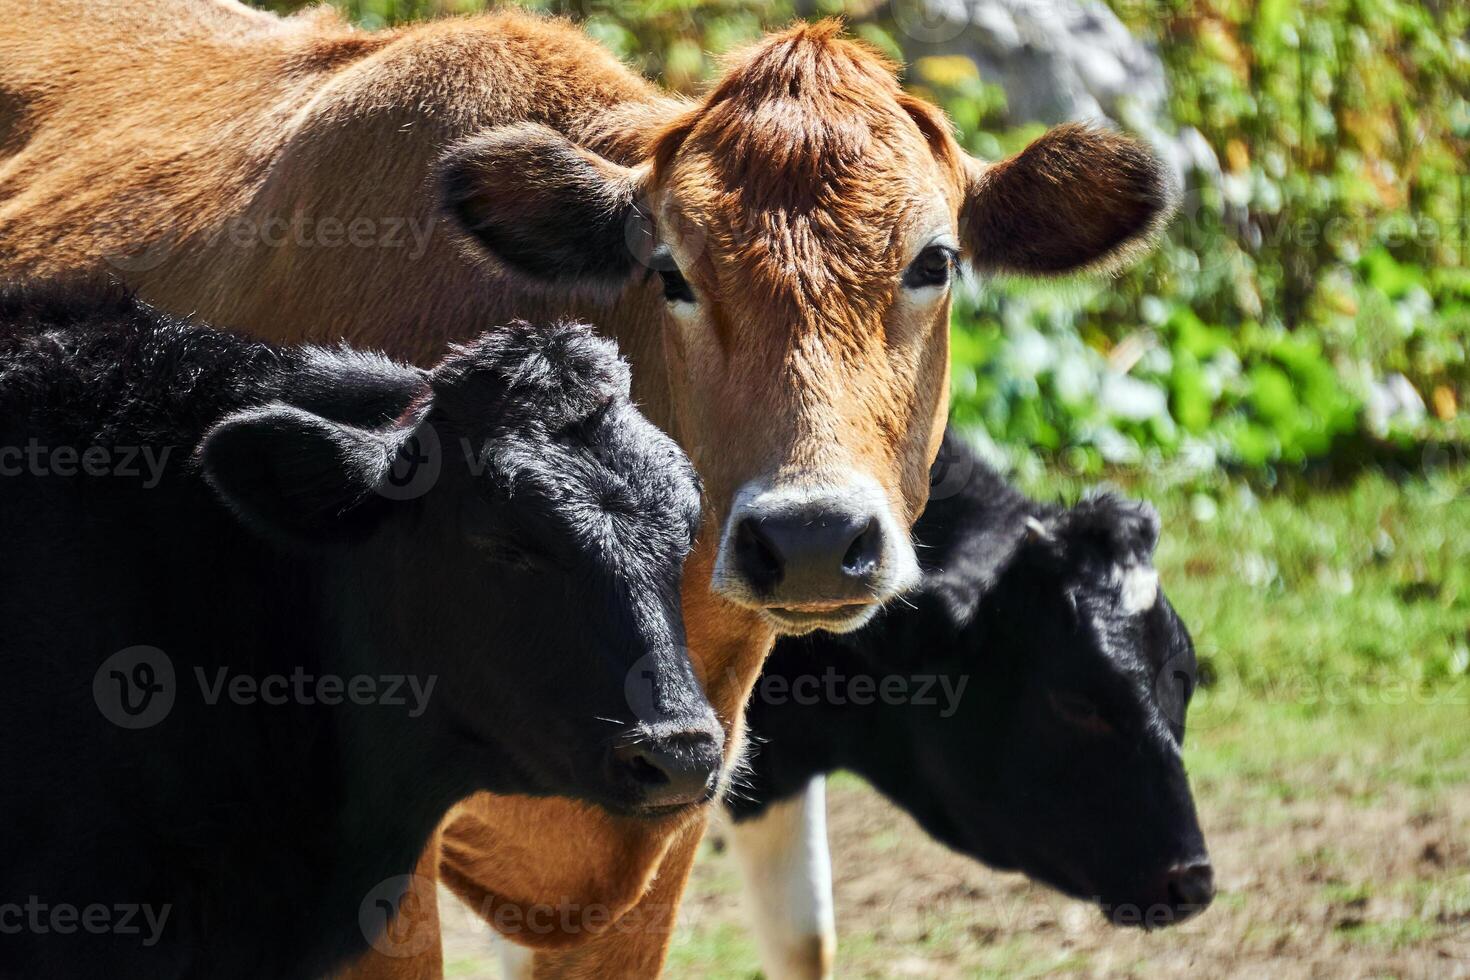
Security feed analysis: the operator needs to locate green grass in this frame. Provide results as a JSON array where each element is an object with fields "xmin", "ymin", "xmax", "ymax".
[
  {"xmin": 1185, "ymin": 699, "xmax": 1470, "ymax": 794},
  {"xmin": 664, "ymin": 922, "xmax": 761, "ymax": 978}
]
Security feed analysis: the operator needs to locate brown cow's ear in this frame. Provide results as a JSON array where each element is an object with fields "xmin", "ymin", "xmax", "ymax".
[
  {"xmin": 961, "ymin": 124, "xmax": 1176, "ymax": 278},
  {"xmin": 439, "ymin": 123, "xmax": 652, "ymax": 285}
]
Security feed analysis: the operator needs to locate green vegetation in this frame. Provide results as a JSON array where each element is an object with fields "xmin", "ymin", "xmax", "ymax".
[{"xmin": 926, "ymin": 0, "xmax": 1469, "ymax": 474}]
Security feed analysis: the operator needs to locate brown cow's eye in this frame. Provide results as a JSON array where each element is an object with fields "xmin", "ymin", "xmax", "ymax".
[
  {"xmin": 903, "ymin": 244, "xmax": 957, "ymax": 289},
  {"xmin": 659, "ymin": 269, "xmax": 694, "ymax": 304},
  {"xmin": 650, "ymin": 245, "xmax": 695, "ymax": 304},
  {"xmin": 1048, "ymin": 691, "xmax": 1115, "ymax": 736}
]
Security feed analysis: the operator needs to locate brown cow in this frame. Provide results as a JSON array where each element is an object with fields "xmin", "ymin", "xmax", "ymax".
[{"xmin": 0, "ymin": 2, "xmax": 1174, "ymax": 975}]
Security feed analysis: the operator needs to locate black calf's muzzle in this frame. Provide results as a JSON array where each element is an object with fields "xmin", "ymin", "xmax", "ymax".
[
  {"xmin": 606, "ymin": 713, "xmax": 724, "ymax": 814},
  {"xmin": 1103, "ymin": 857, "xmax": 1216, "ymax": 929}
]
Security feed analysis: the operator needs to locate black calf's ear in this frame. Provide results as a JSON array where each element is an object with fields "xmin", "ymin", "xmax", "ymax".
[
  {"xmin": 961, "ymin": 124, "xmax": 1176, "ymax": 278},
  {"xmin": 439, "ymin": 123, "xmax": 651, "ymax": 285},
  {"xmin": 1059, "ymin": 494, "xmax": 1161, "ymax": 565},
  {"xmin": 198, "ymin": 403, "xmax": 396, "ymax": 544}
]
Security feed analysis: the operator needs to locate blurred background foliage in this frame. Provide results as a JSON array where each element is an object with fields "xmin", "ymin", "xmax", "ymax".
[{"xmin": 259, "ymin": 0, "xmax": 1467, "ymax": 484}]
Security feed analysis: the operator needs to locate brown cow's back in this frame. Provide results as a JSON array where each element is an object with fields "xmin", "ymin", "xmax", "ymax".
[
  {"xmin": 1, "ymin": 1, "xmax": 340, "ymax": 275},
  {"xmin": 0, "ymin": 2, "xmax": 664, "ymax": 364}
]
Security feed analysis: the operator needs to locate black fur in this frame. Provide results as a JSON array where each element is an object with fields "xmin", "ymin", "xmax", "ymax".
[
  {"xmin": 730, "ymin": 430, "xmax": 1210, "ymax": 924},
  {"xmin": 0, "ymin": 286, "xmax": 712, "ymax": 978}
]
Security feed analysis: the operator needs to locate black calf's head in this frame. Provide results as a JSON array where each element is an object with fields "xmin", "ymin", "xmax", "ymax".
[
  {"xmin": 874, "ymin": 490, "xmax": 1210, "ymax": 928},
  {"xmin": 199, "ymin": 322, "xmax": 722, "ymax": 817}
]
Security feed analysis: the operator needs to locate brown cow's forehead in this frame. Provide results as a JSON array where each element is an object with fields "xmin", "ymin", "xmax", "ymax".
[
  {"xmin": 649, "ymin": 22, "xmax": 960, "ymax": 326},
  {"xmin": 657, "ymin": 161, "xmax": 952, "ymax": 346}
]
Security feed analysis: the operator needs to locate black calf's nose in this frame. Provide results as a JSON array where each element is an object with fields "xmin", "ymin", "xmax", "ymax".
[
  {"xmin": 1108, "ymin": 859, "xmax": 1215, "ymax": 929},
  {"xmin": 1164, "ymin": 861, "xmax": 1215, "ymax": 917},
  {"xmin": 610, "ymin": 731, "xmax": 721, "ymax": 811},
  {"xmin": 734, "ymin": 508, "xmax": 884, "ymax": 598}
]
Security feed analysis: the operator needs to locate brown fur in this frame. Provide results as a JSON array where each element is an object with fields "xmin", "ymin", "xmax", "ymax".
[
  {"xmin": 0, "ymin": 4, "xmax": 1172, "ymax": 976},
  {"xmin": 962, "ymin": 122, "xmax": 1176, "ymax": 276}
]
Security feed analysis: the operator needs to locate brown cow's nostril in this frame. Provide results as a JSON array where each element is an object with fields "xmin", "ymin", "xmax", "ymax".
[
  {"xmin": 732, "ymin": 506, "xmax": 885, "ymax": 603},
  {"xmin": 735, "ymin": 518, "xmax": 784, "ymax": 594},
  {"xmin": 842, "ymin": 519, "xmax": 881, "ymax": 577}
]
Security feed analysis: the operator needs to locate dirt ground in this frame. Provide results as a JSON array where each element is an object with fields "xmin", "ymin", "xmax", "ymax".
[
  {"xmin": 681, "ymin": 777, "xmax": 1470, "ymax": 979},
  {"xmin": 438, "ymin": 704, "xmax": 1470, "ymax": 979}
]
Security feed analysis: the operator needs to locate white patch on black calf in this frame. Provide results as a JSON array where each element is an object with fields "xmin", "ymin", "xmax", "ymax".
[{"xmin": 1116, "ymin": 562, "xmax": 1160, "ymax": 615}]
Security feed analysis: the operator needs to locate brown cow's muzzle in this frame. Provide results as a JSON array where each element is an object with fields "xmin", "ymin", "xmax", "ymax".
[{"xmin": 710, "ymin": 473, "xmax": 920, "ymax": 635}]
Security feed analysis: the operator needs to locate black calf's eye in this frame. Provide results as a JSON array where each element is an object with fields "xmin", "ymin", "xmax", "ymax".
[
  {"xmin": 469, "ymin": 534, "xmax": 554, "ymax": 573},
  {"xmin": 650, "ymin": 245, "xmax": 695, "ymax": 304},
  {"xmin": 903, "ymin": 244, "xmax": 957, "ymax": 289},
  {"xmin": 1048, "ymin": 691, "xmax": 1115, "ymax": 736}
]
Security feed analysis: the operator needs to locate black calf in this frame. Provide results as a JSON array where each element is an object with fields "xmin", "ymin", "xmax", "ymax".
[
  {"xmin": 0, "ymin": 287, "xmax": 718, "ymax": 978},
  {"xmin": 730, "ymin": 430, "xmax": 1212, "ymax": 927}
]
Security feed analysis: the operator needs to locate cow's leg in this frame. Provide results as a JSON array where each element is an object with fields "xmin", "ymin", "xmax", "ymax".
[{"xmin": 726, "ymin": 776, "xmax": 836, "ymax": 980}]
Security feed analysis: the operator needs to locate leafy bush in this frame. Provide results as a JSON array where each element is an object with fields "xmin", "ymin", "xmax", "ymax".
[{"xmin": 922, "ymin": 0, "xmax": 1468, "ymax": 475}]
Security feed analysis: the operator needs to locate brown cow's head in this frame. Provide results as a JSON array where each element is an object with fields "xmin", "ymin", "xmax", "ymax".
[{"xmin": 440, "ymin": 21, "xmax": 1173, "ymax": 636}]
